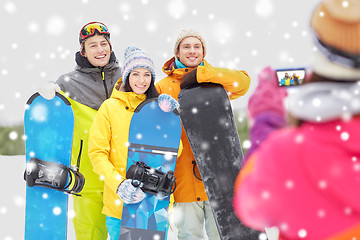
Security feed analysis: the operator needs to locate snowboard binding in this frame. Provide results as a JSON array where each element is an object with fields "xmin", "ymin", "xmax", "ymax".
[
  {"xmin": 24, "ymin": 157, "xmax": 85, "ymax": 196},
  {"xmin": 126, "ymin": 161, "xmax": 176, "ymax": 197}
]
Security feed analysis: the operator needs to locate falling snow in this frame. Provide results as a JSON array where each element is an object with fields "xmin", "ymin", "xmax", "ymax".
[
  {"xmin": 344, "ymin": 207, "xmax": 352, "ymax": 215},
  {"xmin": 0, "ymin": 0, "xmax": 316, "ymax": 126},
  {"xmin": 242, "ymin": 139, "xmax": 251, "ymax": 149},
  {"xmin": 298, "ymin": 229, "xmax": 307, "ymax": 238},
  {"xmin": 317, "ymin": 209, "xmax": 326, "ymax": 218},
  {"xmin": 342, "ymin": 0, "xmax": 349, "ymax": 7},
  {"xmin": 191, "ymin": 108, "xmax": 198, "ymax": 114},
  {"xmin": 167, "ymin": 0, "xmax": 187, "ymax": 19},
  {"xmin": 318, "ymin": 180, "xmax": 327, "ymax": 189},
  {"xmin": 28, "ymin": 22, "xmax": 40, "ymax": 33},
  {"xmin": 8, "ymin": 131, "xmax": 18, "ymax": 140},
  {"xmin": 261, "ymin": 190, "xmax": 270, "ymax": 199},
  {"xmin": 46, "ymin": 16, "xmax": 66, "ymax": 35},
  {"xmin": 201, "ymin": 142, "xmax": 210, "ymax": 151},
  {"xmin": 255, "ymin": 0, "xmax": 274, "ymax": 18},
  {"xmin": 259, "ymin": 232, "xmax": 268, "ymax": 240},
  {"xmin": 312, "ymin": 98, "xmax": 322, "ymax": 107},
  {"xmin": 52, "ymin": 206, "xmax": 62, "ymax": 215},
  {"xmin": 4, "ymin": 1, "xmax": 16, "ymax": 13},
  {"xmin": 1, "ymin": 0, "xmax": 331, "ymax": 239},
  {"xmin": 146, "ymin": 21, "xmax": 158, "ymax": 32},
  {"xmin": 285, "ymin": 180, "xmax": 294, "ymax": 189},
  {"xmin": 30, "ymin": 104, "xmax": 48, "ymax": 122},
  {"xmin": 294, "ymin": 134, "xmax": 304, "ymax": 144},
  {"xmin": 0, "ymin": 207, "xmax": 7, "ymax": 214},
  {"xmin": 340, "ymin": 132, "xmax": 350, "ymax": 141}
]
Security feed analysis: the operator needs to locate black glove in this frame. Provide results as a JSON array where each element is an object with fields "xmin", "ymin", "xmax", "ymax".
[{"xmin": 180, "ymin": 69, "xmax": 198, "ymax": 89}]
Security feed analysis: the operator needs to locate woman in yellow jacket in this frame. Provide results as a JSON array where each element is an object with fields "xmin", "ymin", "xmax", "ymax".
[
  {"xmin": 88, "ymin": 46, "xmax": 178, "ymax": 240},
  {"xmin": 155, "ymin": 29, "xmax": 251, "ymax": 240}
]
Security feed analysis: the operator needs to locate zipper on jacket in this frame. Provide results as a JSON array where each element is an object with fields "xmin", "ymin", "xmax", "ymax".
[
  {"xmin": 76, "ymin": 139, "xmax": 83, "ymax": 171},
  {"xmin": 100, "ymin": 68, "xmax": 109, "ymax": 99}
]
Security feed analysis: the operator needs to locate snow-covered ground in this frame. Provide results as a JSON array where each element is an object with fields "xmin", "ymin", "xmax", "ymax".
[
  {"xmin": 0, "ymin": 155, "xmax": 182, "ymax": 240},
  {"xmin": 0, "ymin": 155, "xmax": 27, "ymax": 240}
]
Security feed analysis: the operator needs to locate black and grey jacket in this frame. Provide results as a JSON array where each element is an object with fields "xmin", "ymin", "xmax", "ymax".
[{"xmin": 56, "ymin": 51, "xmax": 122, "ymax": 110}]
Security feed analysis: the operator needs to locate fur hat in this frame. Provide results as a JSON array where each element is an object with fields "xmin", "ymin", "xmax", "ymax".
[
  {"xmin": 310, "ymin": 0, "xmax": 360, "ymax": 80},
  {"xmin": 174, "ymin": 29, "xmax": 207, "ymax": 57},
  {"xmin": 121, "ymin": 46, "xmax": 155, "ymax": 84}
]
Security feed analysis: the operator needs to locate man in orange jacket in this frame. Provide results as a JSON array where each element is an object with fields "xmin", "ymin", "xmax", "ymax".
[{"xmin": 155, "ymin": 29, "xmax": 251, "ymax": 240}]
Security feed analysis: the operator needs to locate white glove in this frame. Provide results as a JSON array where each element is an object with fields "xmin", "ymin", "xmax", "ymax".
[
  {"xmin": 38, "ymin": 82, "xmax": 61, "ymax": 100},
  {"xmin": 117, "ymin": 179, "xmax": 146, "ymax": 204},
  {"xmin": 158, "ymin": 94, "xmax": 179, "ymax": 112}
]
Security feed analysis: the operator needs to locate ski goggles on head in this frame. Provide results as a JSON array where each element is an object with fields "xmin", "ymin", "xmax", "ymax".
[{"xmin": 79, "ymin": 22, "xmax": 110, "ymax": 41}]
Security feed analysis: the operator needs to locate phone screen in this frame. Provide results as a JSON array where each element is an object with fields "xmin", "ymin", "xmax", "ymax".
[{"xmin": 275, "ymin": 68, "xmax": 305, "ymax": 87}]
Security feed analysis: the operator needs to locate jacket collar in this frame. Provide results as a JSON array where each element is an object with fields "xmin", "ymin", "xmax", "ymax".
[
  {"xmin": 75, "ymin": 51, "xmax": 118, "ymax": 71},
  {"xmin": 111, "ymin": 79, "xmax": 146, "ymax": 111},
  {"xmin": 162, "ymin": 57, "xmax": 209, "ymax": 79}
]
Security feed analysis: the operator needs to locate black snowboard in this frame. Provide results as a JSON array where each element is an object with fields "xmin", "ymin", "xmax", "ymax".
[{"xmin": 178, "ymin": 83, "xmax": 260, "ymax": 240}]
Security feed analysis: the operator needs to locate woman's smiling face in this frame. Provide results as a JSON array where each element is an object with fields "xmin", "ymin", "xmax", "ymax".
[{"xmin": 129, "ymin": 68, "xmax": 152, "ymax": 95}]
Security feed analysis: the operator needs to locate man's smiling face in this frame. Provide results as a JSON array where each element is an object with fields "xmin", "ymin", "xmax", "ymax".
[
  {"xmin": 176, "ymin": 36, "xmax": 204, "ymax": 68},
  {"xmin": 83, "ymin": 34, "xmax": 111, "ymax": 67}
]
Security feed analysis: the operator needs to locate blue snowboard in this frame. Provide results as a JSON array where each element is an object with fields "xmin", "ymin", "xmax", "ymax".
[
  {"xmin": 24, "ymin": 93, "xmax": 74, "ymax": 240},
  {"xmin": 119, "ymin": 99, "xmax": 181, "ymax": 240}
]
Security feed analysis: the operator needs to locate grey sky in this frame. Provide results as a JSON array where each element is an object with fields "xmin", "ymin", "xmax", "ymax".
[{"xmin": 0, "ymin": 0, "xmax": 319, "ymax": 125}]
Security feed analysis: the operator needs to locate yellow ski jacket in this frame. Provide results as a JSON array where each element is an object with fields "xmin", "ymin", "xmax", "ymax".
[{"xmin": 88, "ymin": 80, "xmax": 146, "ymax": 219}]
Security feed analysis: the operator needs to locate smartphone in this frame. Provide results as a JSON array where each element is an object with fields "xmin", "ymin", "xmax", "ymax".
[{"xmin": 275, "ymin": 67, "xmax": 306, "ymax": 87}]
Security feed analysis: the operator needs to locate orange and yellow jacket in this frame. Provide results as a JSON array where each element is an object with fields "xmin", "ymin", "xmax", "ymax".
[{"xmin": 155, "ymin": 57, "xmax": 251, "ymax": 202}]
